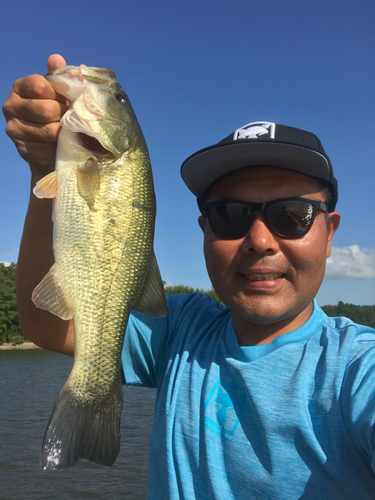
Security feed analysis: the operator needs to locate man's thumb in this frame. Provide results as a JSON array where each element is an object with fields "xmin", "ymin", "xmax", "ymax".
[{"xmin": 47, "ymin": 54, "xmax": 67, "ymax": 72}]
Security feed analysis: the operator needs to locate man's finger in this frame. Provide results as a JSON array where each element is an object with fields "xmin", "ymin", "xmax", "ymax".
[
  {"xmin": 47, "ymin": 54, "xmax": 67, "ymax": 72},
  {"xmin": 11, "ymin": 74, "xmax": 66, "ymax": 103},
  {"xmin": 4, "ymin": 97, "xmax": 68, "ymax": 124},
  {"xmin": 6, "ymin": 118, "xmax": 62, "ymax": 143}
]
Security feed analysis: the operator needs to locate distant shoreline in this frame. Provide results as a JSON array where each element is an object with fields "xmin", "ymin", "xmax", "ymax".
[{"xmin": 0, "ymin": 342, "xmax": 42, "ymax": 350}]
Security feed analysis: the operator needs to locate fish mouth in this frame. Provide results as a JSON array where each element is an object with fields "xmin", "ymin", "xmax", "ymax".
[{"xmin": 78, "ymin": 133, "xmax": 115, "ymax": 158}]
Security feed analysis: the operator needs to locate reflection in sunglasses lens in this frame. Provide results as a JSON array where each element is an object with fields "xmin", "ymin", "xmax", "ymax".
[
  {"xmin": 268, "ymin": 201, "xmax": 313, "ymax": 237},
  {"xmin": 210, "ymin": 203, "xmax": 253, "ymax": 239}
]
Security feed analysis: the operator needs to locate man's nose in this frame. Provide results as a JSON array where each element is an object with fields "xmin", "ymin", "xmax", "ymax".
[{"xmin": 240, "ymin": 212, "xmax": 279, "ymax": 255}]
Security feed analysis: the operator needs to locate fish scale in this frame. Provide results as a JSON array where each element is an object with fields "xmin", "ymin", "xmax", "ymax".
[
  {"xmin": 61, "ymin": 148, "xmax": 152, "ymax": 389},
  {"xmin": 32, "ymin": 65, "xmax": 167, "ymax": 470}
]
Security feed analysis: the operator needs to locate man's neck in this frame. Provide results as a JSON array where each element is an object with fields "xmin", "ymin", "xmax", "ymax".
[{"xmin": 232, "ymin": 303, "xmax": 314, "ymax": 346}]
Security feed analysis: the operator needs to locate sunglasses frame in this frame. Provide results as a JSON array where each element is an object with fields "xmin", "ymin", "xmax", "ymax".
[{"xmin": 200, "ymin": 197, "xmax": 329, "ymax": 240}]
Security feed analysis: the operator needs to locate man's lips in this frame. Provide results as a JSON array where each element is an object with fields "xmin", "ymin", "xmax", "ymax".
[
  {"xmin": 238, "ymin": 271, "xmax": 287, "ymax": 291},
  {"xmin": 238, "ymin": 266, "xmax": 286, "ymax": 281},
  {"xmin": 239, "ymin": 270, "xmax": 287, "ymax": 282},
  {"xmin": 243, "ymin": 273, "xmax": 285, "ymax": 281}
]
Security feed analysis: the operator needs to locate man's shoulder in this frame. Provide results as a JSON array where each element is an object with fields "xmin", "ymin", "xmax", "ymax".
[
  {"xmin": 318, "ymin": 306, "xmax": 375, "ymax": 337},
  {"xmin": 321, "ymin": 310, "xmax": 374, "ymax": 332},
  {"xmin": 317, "ymin": 305, "xmax": 375, "ymax": 361}
]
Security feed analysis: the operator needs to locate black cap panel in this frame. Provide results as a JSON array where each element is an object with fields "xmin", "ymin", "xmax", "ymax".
[
  {"xmin": 180, "ymin": 121, "xmax": 338, "ymax": 209},
  {"xmin": 181, "ymin": 142, "xmax": 330, "ymax": 198}
]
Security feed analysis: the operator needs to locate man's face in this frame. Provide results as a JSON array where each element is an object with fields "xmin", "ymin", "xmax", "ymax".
[{"xmin": 198, "ymin": 167, "xmax": 340, "ymax": 331}]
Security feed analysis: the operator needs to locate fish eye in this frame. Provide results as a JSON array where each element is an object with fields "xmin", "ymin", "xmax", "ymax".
[{"xmin": 116, "ymin": 94, "xmax": 127, "ymax": 105}]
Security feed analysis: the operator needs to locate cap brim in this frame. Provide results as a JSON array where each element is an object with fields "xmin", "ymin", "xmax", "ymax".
[{"xmin": 181, "ymin": 141, "xmax": 331, "ymax": 197}]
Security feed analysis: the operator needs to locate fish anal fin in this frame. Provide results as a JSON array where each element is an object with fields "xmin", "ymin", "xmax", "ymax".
[
  {"xmin": 133, "ymin": 253, "xmax": 167, "ymax": 317},
  {"xmin": 33, "ymin": 171, "xmax": 58, "ymax": 199},
  {"xmin": 32, "ymin": 264, "xmax": 74, "ymax": 320},
  {"xmin": 77, "ymin": 158, "xmax": 100, "ymax": 210}
]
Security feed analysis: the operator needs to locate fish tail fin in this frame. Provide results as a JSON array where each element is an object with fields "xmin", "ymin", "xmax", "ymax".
[{"xmin": 41, "ymin": 381, "xmax": 123, "ymax": 471}]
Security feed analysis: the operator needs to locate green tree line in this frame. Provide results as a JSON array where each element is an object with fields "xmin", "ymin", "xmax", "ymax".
[
  {"xmin": 0, "ymin": 263, "xmax": 25, "ymax": 344},
  {"xmin": 0, "ymin": 263, "xmax": 374, "ymax": 345}
]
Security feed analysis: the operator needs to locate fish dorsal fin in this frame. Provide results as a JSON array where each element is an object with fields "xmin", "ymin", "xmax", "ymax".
[
  {"xmin": 33, "ymin": 171, "xmax": 58, "ymax": 199},
  {"xmin": 77, "ymin": 158, "xmax": 100, "ymax": 210},
  {"xmin": 133, "ymin": 253, "xmax": 167, "ymax": 317},
  {"xmin": 32, "ymin": 264, "xmax": 74, "ymax": 320}
]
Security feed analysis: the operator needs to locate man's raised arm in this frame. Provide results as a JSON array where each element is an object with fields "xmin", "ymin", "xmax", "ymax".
[{"xmin": 2, "ymin": 55, "xmax": 74, "ymax": 356}]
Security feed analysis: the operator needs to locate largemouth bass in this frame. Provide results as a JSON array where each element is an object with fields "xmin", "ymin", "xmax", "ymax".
[{"xmin": 32, "ymin": 64, "xmax": 167, "ymax": 471}]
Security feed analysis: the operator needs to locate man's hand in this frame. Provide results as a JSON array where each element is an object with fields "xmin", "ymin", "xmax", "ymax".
[
  {"xmin": 4, "ymin": 54, "xmax": 75, "ymax": 357},
  {"xmin": 2, "ymin": 54, "xmax": 68, "ymax": 176}
]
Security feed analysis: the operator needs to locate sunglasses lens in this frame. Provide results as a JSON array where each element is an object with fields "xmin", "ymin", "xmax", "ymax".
[
  {"xmin": 207, "ymin": 202, "xmax": 253, "ymax": 239},
  {"xmin": 204, "ymin": 199, "xmax": 318, "ymax": 239},
  {"xmin": 267, "ymin": 200, "xmax": 315, "ymax": 237}
]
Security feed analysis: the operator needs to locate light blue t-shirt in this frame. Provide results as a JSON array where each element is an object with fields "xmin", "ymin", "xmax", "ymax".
[{"xmin": 122, "ymin": 293, "xmax": 375, "ymax": 499}]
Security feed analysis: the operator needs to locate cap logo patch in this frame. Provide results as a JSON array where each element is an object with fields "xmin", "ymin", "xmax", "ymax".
[{"xmin": 233, "ymin": 121, "xmax": 276, "ymax": 140}]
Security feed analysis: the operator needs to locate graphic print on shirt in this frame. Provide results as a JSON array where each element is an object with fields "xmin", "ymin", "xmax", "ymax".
[{"xmin": 204, "ymin": 381, "xmax": 245, "ymax": 442}]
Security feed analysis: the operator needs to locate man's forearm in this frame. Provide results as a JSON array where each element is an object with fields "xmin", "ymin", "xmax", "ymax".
[{"xmin": 16, "ymin": 173, "xmax": 74, "ymax": 356}]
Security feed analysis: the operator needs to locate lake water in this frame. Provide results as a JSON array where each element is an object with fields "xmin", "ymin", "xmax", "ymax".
[{"xmin": 0, "ymin": 349, "xmax": 156, "ymax": 500}]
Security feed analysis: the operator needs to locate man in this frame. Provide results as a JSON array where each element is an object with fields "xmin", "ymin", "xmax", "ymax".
[{"xmin": 3, "ymin": 55, "xmax": 375, "ymax": 499}]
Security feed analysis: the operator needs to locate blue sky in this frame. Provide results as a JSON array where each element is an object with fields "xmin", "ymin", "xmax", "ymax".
[{"xmin": 0, "ymin": 0, "xmax": 374, "ymax": 306}]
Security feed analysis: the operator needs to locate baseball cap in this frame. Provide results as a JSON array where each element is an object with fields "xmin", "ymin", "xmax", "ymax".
[{"xmin": 181, "ymin": 121, "xmax": 338, "ymax": 210}]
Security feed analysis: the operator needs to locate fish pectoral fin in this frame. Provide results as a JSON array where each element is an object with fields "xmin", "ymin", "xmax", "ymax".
[
  {"xmin": 76, "ymin": 158, "xmax": 100, "ymax": 210},
  {"xmin": 33, "ymin": 171, "xmax": 58, "ymax": 199},
  {"xmin": 32, "ymin": 264, "xmax": 74, "ymax": 320},
  {"xmin": 133, "ymin": 253, "xmax": 167, "ymax": 317}
]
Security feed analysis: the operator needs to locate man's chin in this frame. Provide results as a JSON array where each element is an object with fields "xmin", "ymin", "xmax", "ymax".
[
  {"xmin": 228, "ymin": 297, "xmax": 314, "ymax": 329},
  {"xmin": 234, "ymin": 309, "xmax": 289, "ymax": 325},
  {"xmin": 227, "ymin": 296, "xmax": 303, "ymax": 326}
]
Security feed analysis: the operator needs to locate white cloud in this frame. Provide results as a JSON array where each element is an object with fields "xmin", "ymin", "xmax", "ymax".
[
  {"xmin": 326, "ymin": 246, "xmax": 375, "ymax": 279},
  {"xmin": 0, "ymin": 261, "xmax": 11, "ymax": 267},
  {"xmin": 163, "ymin": 281, "xmax": 174, "ymax": 288}
]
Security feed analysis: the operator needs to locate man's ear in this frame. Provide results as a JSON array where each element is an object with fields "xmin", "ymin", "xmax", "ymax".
[
  {"xmin": 326, "ymin": 211, "xmax": 341, "ymax": 258},
  {"xmin": 198, "ymin": 215, "xmax": 206, "ymax": 233}
]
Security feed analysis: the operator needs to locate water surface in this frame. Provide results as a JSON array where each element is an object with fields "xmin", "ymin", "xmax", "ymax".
[{"xmin": 0, "ymin": 349, "xmax": 156, "ymax": 500}]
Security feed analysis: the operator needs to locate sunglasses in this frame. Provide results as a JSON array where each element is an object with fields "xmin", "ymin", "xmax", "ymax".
[{"xmin": 200, "ymin": 197, "xmax": 328, "ymax": 240}]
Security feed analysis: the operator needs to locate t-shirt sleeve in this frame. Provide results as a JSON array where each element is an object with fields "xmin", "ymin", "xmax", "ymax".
[
  {"xmin": 121, "ymin": 293, "xmax": 212, "ymax": 388},
  {"xmin": 342, "ymin": 330, "xmax": 375, "ymax": 473},
  {"xmin": 121, "ymin": 309, "xmax": 166, "ymax": 388}
]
